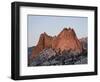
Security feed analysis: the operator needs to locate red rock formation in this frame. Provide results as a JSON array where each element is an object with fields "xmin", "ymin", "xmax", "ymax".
[
  {"xmin": 53, "ymin": 28, "xmax": 82, "ymax": 53},
  {"xmin": 32, "ymin": 27, "xmax": 83, "ymax": 58},
  {"xmin": 32, "ymin": 32, "xmax": 53, "ymax": 58}
]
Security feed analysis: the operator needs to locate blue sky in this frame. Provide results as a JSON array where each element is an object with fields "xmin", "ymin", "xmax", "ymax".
[{"xmin": 27, "ymin": 15, "xmax": 88, "ymax": 47}]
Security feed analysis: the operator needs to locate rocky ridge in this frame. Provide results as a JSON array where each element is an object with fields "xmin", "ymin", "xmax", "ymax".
[{"xmin": 32, "ymin": 27, "xmax": 83, "ymax": 58}]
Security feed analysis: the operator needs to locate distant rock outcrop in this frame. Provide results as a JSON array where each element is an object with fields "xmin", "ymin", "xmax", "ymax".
[
  {"xmin": 79, "ymin": 37, "xmax": 88, "ymax": 50},
  {"xmin": 32, "ymin": 27, "xmax": 83, "ymax": 58}
]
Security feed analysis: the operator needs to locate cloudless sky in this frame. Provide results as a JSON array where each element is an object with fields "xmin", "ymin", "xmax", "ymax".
[{"xmin": 28, "ymin": 15, "xmax": 88, "ymax": 47}]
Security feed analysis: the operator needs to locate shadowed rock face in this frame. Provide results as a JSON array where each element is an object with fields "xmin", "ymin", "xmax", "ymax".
[{"xmin": 32, "ymin": 28, "xmax": 83, "ymax": 58}]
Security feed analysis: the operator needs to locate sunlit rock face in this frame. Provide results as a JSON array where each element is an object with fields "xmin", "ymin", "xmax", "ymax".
[{"xmin": 32, "ymin": 27, "xmax": 83, "ymax": 58}]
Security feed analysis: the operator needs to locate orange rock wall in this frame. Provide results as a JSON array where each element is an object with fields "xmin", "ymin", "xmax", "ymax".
[{"xmin": 32, "ymin": 28, "xmax": 83, "ymax": 58}]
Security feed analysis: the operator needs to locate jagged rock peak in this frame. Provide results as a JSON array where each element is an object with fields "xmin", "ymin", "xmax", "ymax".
[
  {"xmin": 40, "ymin": 32, "xmax": 48, "ymax": 36},
  {"xmin": 62, "ymin": 27, "xmax": 75, "ymax": 32},
  {"xmin": 58, "ymin": 27, "xmax": 76, "ymax": 37},
  {"xmin": 40, "ymin": 32, "xmax": 52, "ymax": 38}
]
